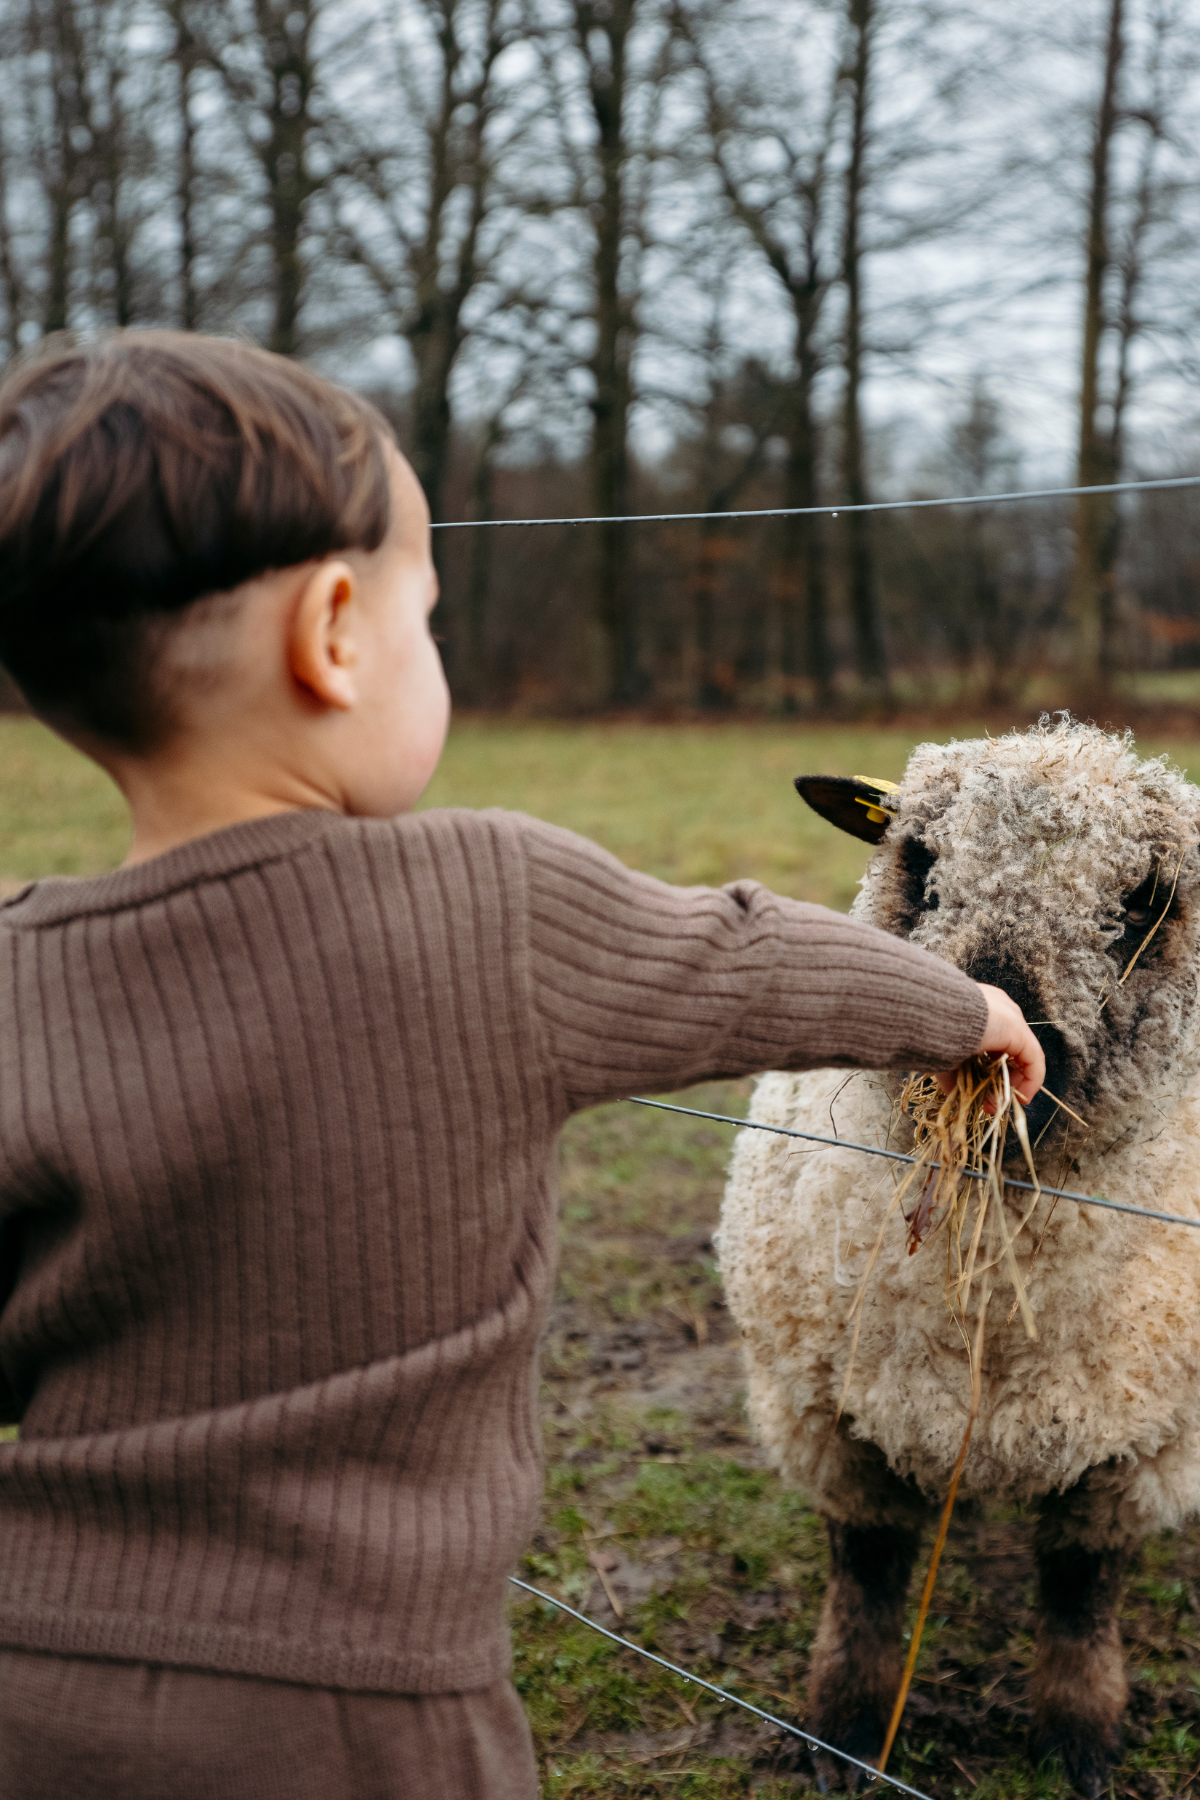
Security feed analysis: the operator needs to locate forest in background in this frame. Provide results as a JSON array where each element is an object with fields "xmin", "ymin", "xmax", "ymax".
[{"xmin": 2, "ymin": 0, "xmax": 1200, "ymax": 714}]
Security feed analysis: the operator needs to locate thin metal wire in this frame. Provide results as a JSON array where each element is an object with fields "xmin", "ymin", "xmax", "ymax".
[
  {"xmin": 628, "ymin": 1096, "xmax": 1200, "ymax": 1232},
  {"xmin": 432, "ymin": 470, "xmax": 1200, "ymax": 531},
  {"xmin": 508, "ymin": 1575, "xmax": 935, "ymax": 1800}
]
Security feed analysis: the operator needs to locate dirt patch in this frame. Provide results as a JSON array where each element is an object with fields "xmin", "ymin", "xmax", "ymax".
[{"xmin": 516, "ymin": 1083, "xmax": 1200, "ymax": 1798}]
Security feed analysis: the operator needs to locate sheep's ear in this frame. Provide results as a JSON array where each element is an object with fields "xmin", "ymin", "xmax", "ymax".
[{"xmin": 794, "ymin": 775, "xmax": 900, "ymax": 845}]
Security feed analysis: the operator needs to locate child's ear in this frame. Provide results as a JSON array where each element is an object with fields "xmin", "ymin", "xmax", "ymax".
[
  {"xmin": 795, "ymin": 775, "xmax": 900, "ymax": 844},
  {"xmin": 290, "ymin": 560, "xmax": 358, "ymax": 709}
]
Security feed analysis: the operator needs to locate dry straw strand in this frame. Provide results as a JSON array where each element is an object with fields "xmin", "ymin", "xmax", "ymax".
[
  {"xmin": 868, "ymin": 1054, "xmax": 1062, "ymax": 1774},
  {"xmin": 877, "ymin": 1281, "xmax": 990, "ymax": 1776}
]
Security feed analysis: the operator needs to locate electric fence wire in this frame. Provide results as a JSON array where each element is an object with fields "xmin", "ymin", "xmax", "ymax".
[
  {"xmin": 628, "ymin": 1096, "xmax": 1200, "ymax": 1231},
  {"xmin": 431, "ymin": 470, "xmax": 1200, "ymax": 531},
  {"xmin": 508, "ymin": 1576, "xmax": 937, "ymax": 1800}
]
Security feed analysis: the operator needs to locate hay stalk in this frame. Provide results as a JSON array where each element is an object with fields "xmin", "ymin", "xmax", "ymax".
[
  {"xmin": 869, "ymin": 1056, "xmax": 1056, "ymax": 1775},
  {"xmin": 877, "ymin": 1281, "xmax": 989, "ymax": 1777}
]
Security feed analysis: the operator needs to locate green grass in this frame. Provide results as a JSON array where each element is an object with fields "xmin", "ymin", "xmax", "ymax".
[
  {"xmin": 8, "ymin": 712, "xmax": 1200, "ymax": 1794},
  {"xmin": 0, "ymin": 717, "xmax": 130, "ymax": 880},
  {"xmin": 9, "ymin": 712, "xmax": 1200, "ymax": 899}
]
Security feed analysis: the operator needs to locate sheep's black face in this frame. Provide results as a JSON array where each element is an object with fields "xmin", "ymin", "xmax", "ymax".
[
  {"xmin": 878, "ymin": 833, "xmax": 940, "ymax": 938},
  {"xmin": 853, "ymin": 719, "xmax": 1200, "ymax": 1158},
  {"xmin": 899, "ymin": 838, "xmax": 938, "ymax": 923}
]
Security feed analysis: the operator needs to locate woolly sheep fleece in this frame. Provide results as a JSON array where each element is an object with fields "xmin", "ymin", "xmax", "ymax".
[{"xmin": 719, "ymin": 718, "xmax": 1200, "ymax": 1549}]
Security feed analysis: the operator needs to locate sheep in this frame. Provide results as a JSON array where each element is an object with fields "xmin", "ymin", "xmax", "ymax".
[{"xmin": 718, "ymin": 716, "xmax": 1200, "ymax": 1797}]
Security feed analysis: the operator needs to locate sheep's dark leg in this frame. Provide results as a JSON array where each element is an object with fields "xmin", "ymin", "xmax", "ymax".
[
  {"xmin": 806, "ymin": 1516, "xmax": 923, "ymax": 1790},
  {"xmin": 1031, "ymin": 1498, "xmax": 1129, "ymax": 1800}
]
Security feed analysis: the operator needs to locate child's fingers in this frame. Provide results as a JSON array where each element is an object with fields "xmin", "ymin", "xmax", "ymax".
[
  {"xmin": 974, "ymin": 983, "xmax": 1046, "ymax": 1104},
  {"xmin": 930, "ymin": 985, "xmax": 1046, "ymax": 1105}
]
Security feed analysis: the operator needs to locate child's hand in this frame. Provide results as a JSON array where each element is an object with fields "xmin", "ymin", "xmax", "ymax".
[{"xmin": 936, "ymin": 983, "xmax": 1045, "ymax": 1105}]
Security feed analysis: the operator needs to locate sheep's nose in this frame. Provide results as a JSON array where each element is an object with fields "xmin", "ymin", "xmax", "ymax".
[
  {"xmin": 959, "ymin": 949, "xmax": 1071, "ymax": 1139},
  {"xmin": 1022, "ymin": 1023, "xmax": 1070, "ymax": 1140}
]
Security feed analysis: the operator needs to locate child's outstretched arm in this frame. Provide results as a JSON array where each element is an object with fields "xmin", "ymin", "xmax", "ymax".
[{"xmin": 516, "ymin": 816, "xmax": 1040, "ymax": 1112}]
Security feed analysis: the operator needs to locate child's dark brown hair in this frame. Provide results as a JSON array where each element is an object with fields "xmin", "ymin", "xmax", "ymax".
[{"xmin": 0, "ymin": 331, "xmax": 394, "ymax": 749}]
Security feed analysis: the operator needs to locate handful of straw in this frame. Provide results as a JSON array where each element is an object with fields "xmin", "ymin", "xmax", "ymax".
[
  {"xmin": 855, "ymin": 1057, "xmax": 1047, "ymax": 1774},
  {"xmin": 898, "ymin": 1053, "xmax": 1042, "ymax": 1345},
  {"xmin": 835, "ymin": 1054, "xmax": 1042, "ymax": 1442}
]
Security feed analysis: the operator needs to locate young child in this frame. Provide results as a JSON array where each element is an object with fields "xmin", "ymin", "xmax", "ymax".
[{"xmin": 0, "ymin": 333, "xmax": 1042, "ymax": 1800}]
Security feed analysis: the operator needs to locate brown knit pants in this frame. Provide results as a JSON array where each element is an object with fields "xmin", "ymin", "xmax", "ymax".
[{"xmin": 0, "ymin": 1652, "xmax": 540, "ymax": 1799}]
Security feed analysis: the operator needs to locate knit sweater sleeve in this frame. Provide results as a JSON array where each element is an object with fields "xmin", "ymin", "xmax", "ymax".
[{"xmin": 516, "ymin": 814, "xmax": 988, "ymax": 1113}]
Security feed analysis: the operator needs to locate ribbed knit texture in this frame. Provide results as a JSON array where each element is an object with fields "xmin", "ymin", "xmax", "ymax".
[{"xmin": 0, "ymin": 808, "xmax": 986, "ymax": 1692}]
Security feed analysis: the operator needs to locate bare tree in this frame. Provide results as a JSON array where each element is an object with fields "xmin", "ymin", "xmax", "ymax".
[
  {"xmin": 251, "ymin": 0, "xmax": 321, "ymax": 355},
  {"xmin": 674, "ymin": 0, "xmax": 841, "ymax": 705},
  {"xmin": 1067, "ymin": 0, "xmax": 1197, "ymax": 686},
  {"xmin": 576, "ymin": 0, "xmax": 640, "ymax": 700},
  {"xmin": 26, "ymin": 0, "xmax": 90, "ymax": 333},
  {"xmin": 19, "ymin": 0, "xmax": 162, "ymax": 333},
  {"xmin": 161, "ymin": 0, "xmax": 201, "ymax": 330},
  {"xmin": 688, "ymin": 355, "xmax": 781, "ymax": 708},
  {"xmin": 0, "ymin": 24, "xmax": 27, "ymax": 361},
  {"xmin": 950, "ymin": 381, "xmax": 1038, "ymax": 702},
  {"xmin": 86, "ymin": 2, "xmax": 146, "ymax": 326},
  {"xmin": 839, "ymin": 0, "xmax": 890, "ymax": 692},
  {"xmin": 184, "ymin": 0, "xmax": 332, "ymax": 354},
  {"xmin": 523, "ymin": 0, "xmax": 677, "ymax": 703},
  {"xmin": 328, "ymin": 0, "xmax": 525, "ymax": 535},
  {"xmin": 1070, "ymin": 0, "xmax": 1125, "ymax": 687},
  {"xmin": 678, "ymin": 0, "xmax": 984, "ymax": 704}
]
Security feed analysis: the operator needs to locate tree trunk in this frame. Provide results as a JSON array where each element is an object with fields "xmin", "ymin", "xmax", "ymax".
[
  {"xmin": 693, "ymin": 507, "xmax": 743, "ymax": 709},
  {"xmin": 96, "ymin": 51, "xmax": 135, "ymax": 327},
  {"xmin": 841, "ymin": 0, "xmax": 888, "ymax": 694},
  {"xmin": 39, "ymin": 0, "xmax": 84, "ymax": 333},
  {"xmin": 371, "ymin": 0, "xmax": 502, "ymax": 562},
  {"xmin": 680, "ymin": 7, "xmax": 840, "ymax": 707},
  {"xmin": 782, "ymin": 309, "xmax": 832, "ymax": 704},
  {"xmin": 405, "ymin": 2, "xmax": 465, "ymax": 537},
  {"xmin": 464, "ymin": 425, "xmax": 501, "ymax": 703},
  {"xmin": 1070, "ymin": 0, "xmax": 1124, "ymax": 690},
  {"xmin": 693, "ymin": 515, "xmax": 722, "ymax": 709},
  {"xmin": 36, "ymin": 0, "xmax": 140, "ymax": 331},
  {"xmin": 171, "ymin": 2, "xmax": 200, "ymax": 330},
  {"xmin": 255, "ymin": 0, "xmax": 318, "ymax": 356},
  {"xmin": 581, "ymin": 0, "xmax": 643, "ymax": 705},
  {"xmin": 0, "ymin": 129, "xmax": 24, "ymax": 360},
  {"xmin": 410, "ymin": 327, "xmax": 456, "ymax": 532}
]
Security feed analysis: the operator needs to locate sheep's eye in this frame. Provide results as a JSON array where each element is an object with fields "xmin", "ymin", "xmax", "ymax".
[
  {"xmin": 1122, "ymin": 871, "xmax": 1162, "ymax": 930},
  {"xmin": 1109, "ymin": 865, "xmax": 1181, "ymax": 966},
  {"xmin": 898, "ymin": 837, "xmax": 938, "ymax": 920}
]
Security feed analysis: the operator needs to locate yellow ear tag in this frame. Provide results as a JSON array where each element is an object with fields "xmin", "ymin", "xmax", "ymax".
[{"xmin": 853, "ymin": 777, "xmax": 899, "ymax": 826}]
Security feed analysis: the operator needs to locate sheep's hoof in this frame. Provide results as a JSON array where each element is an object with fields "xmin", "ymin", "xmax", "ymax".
[
  {"xmin": 811, "ymin": 1718, "xmax": 883, "ymax": 1794},
  {"xmin": 813, "ymin": 1754, "xmax": 869, "ymax": 1795},
  {"xmin": 1031, "ymin": 1717, "xmax": 1121, "ymax": 1799}
]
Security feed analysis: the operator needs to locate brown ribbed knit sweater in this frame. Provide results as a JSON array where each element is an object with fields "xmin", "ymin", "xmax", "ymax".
[{"xmin": 0, "ymin": 808, "xmax": 986, "ymax": 1695}]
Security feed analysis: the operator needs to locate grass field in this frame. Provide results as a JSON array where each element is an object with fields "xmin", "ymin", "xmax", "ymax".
[
  {"xmin": 9, "ymin": 712, "xmax": 1200, "ymax": 896},
  {"xmin": 6, "ymin": 713, "xmax": 1200, "ymax": 1798}
]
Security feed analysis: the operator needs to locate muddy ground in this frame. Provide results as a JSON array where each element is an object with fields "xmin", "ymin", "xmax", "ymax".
[{"xmin": 513, "ymin": 1083, "xmax": 1200, "ymax": 1799}]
